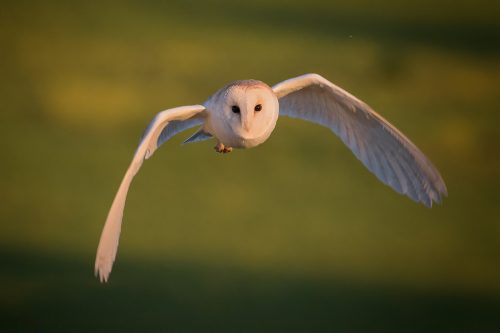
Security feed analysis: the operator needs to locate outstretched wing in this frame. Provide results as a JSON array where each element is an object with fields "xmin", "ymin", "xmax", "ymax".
[
  {"xmin": 273, "ymin": 73, "xmax": 447, "ymax": 207},
  {"xmin": 95, "ymin": 105, "xmax": 206, "ymax": 282}
]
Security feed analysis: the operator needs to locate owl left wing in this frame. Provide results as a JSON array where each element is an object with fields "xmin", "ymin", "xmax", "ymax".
[{"xmin": 273, "ymin": 73, "xmax": 447, "ymax": 207}]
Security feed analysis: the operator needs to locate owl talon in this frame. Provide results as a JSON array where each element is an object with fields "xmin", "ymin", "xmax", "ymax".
[{"xmin": 214, "ymin": 143, "xmax": 232, "ymax": 154}]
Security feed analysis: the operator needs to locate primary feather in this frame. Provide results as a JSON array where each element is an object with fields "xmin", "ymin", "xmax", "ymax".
[
  {"xmin": 95, "ymin": 105, "xmax": 206, "ymax": 282},
  {"xmin": 273, "ymin": 73, "xmax": 447, "ymax": 206}
]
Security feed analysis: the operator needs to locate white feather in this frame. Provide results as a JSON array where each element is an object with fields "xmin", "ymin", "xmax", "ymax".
[
  {"xmin": 273, "ymin": 73, "xmax": 447, "ymax": 206},
  {"xmin": 95, "ymin": 105, "xmax": 206, "ymax": 282}
]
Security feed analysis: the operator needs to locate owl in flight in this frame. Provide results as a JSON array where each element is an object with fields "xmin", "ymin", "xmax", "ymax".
[{"xmin": 95, "ymin": 73, "xmax": 447, "ymax": 282}]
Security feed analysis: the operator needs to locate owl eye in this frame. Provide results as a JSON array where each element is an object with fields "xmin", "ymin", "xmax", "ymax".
[
  {"xmin": 231, "ymin": 105, "xmax": 240, "ymax": 114},
  {"xmin": 254, "ymin": 104, "xmax": 262, "ymax": 112}
]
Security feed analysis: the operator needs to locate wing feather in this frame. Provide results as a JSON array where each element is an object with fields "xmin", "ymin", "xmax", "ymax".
[
  {"xmin": 157, "ymin": 117, "xmax": 205, "ymax": 148},
  {"xmin": 273, "ymin": 74, "xmax": 447, "ymax": 206},
  {"xmin": 95, "ymin": 105, "xmax": 206, "ymax": 282}
]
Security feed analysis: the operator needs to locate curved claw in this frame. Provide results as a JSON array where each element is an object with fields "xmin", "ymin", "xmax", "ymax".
[{"xmin": 214, "ymin": 143, "xmax": 232, "ymax": 154}]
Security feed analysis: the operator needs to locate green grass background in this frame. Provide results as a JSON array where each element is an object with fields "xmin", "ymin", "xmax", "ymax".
[{"xmin": 1, "ymin": 0, "xmax": 499, "ymax": 331}]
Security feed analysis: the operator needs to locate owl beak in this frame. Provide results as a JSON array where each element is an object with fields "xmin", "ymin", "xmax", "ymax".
[{"xmin": 241, "ymin": 109, "xmax": 253, "ymax": 132}]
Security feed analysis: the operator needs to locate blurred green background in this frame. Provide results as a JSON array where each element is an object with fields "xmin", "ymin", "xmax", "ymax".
[{"xmin": 1, "ymin": 0, "xmax": 499, "ymax": 331}]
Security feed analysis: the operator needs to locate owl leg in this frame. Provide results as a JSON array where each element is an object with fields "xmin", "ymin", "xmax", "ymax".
[{"xmin": 214, "ymin": 142, "xmax": 233, "ymax": 154}]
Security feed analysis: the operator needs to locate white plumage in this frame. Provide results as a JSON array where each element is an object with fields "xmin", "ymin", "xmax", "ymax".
[{"xmin": 95, "ymin": 73, "xmax": 447, "ymax": 282}]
